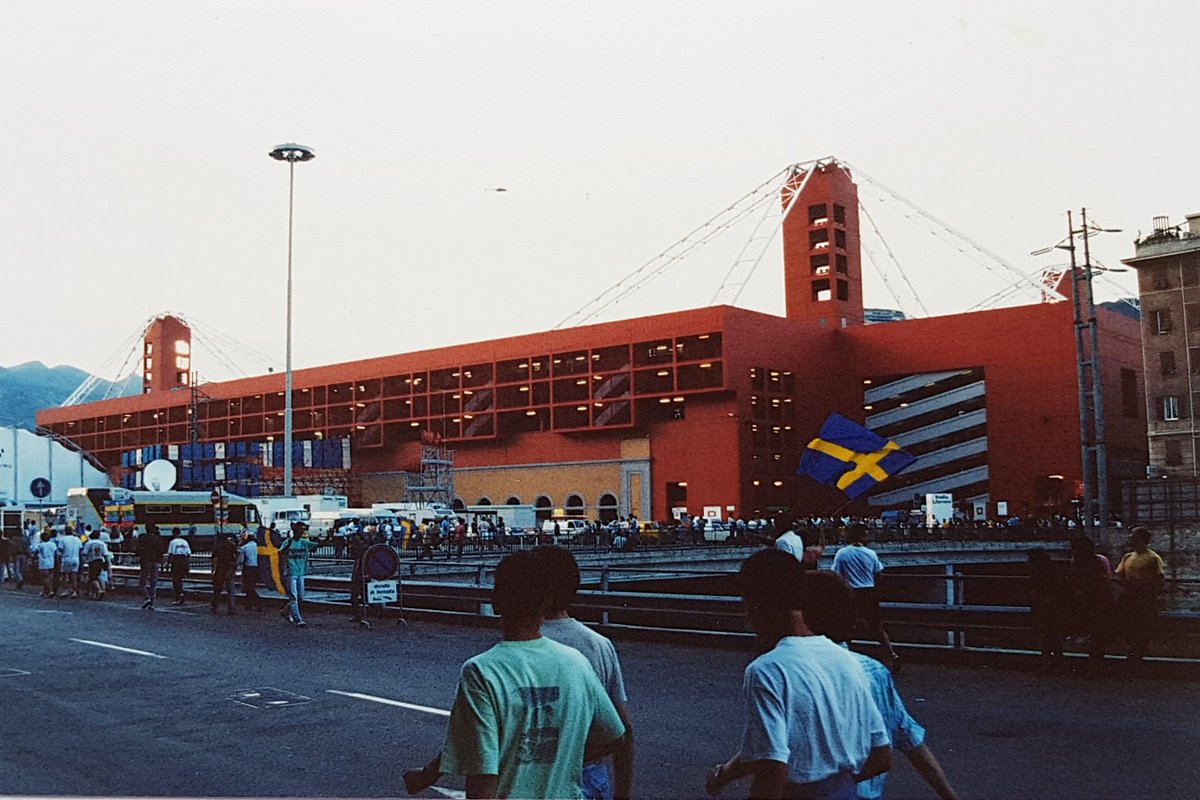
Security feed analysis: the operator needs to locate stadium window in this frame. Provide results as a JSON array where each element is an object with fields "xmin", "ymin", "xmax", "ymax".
[
  {"xmin": 810, "ymin": 254, "xmax": 830, "ymax": 275},
  {"xmin": 836, "ymin": 254, "xmax": 848, "ymax": 274},
  {"xmin": 833, "ymin": 204, "xmax": 846, "ymax": 223},
  {"xmin": 809, "ymin": 228, "xmax": 830, "ymax": 249},
  {"xmin": 1155, "ymin": 309, "xmax": 1173, "ymax": 334},
  {"xmin": 837, "ymin": 280, "xmax": 849, "ymax": 301},
  {"xmin": 1161, "ymin": 351, "xmax": 1177, "ymax": 376},
  {"xmin": 808, "ymin": 204, "xmax": 827, "ymax": 224}
]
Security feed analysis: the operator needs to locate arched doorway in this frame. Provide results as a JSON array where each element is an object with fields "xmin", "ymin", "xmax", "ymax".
[
  {"xmin": 565, "ymin": 494, "xmax": 585, "ymax": 517},
  {"xmin": 597, "ymin": 493, "xmax": 618, "ymax": 523},
  {"xmin": 534, "ymin": 495, "xmax": 553, "ymax": 522}
]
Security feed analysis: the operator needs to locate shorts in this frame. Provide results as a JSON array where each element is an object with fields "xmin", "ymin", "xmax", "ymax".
[
  {"xmin": 854, "ymin": 587, "xmax": 883, "ymax": 628},
  {"xmin": 61, "ymin": 559, "xmax": 80, "ymax": 574},
  {"xmin": 581, "ymin": 762, "xmax": 612, "ymax": 800}
]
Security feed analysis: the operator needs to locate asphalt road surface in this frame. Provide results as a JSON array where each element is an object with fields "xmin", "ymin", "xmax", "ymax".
[{"xmin": 2, "ymin": 585, "xmax": 1197, "ymax": 799}]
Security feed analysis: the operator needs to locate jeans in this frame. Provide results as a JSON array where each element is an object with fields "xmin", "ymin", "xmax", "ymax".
[
  {"xmin": 242, "ymin": 565, "xmax": 261, "ymax": 609},
  {"xmin": 12, "ymin": 554, "xmax": 24, "ymax": 584},
  {"xmin": 140, "ymin": 562, "xmax": 160, "ymax": 601},
  {"xmin": 211, "ymin": 568, "xmax": 236, "ymax": 612},
  {"xmin": 286, "ymin": 574, "xmax": 306, "ymax": 622},
  {"xmin": 581, "ymin": 762, "xmax": 612, "ymax": 800}
]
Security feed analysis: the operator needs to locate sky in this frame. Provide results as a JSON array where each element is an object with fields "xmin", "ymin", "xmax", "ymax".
[{"xmin": 2, "ymin": 1, "xmax": 1197, "ymax": 384}]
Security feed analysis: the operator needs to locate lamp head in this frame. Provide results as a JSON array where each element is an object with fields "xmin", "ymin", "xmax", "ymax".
[{"xmin": 269, "ymin": 143, "xmax": 316, "ymax": 163}]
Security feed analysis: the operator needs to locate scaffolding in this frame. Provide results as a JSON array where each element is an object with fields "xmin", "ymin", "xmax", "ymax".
[{"xmin": 403, "ymin": 444, "xmax": 455, "ymax": 507}]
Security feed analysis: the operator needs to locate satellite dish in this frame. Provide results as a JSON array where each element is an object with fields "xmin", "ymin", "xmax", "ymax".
[{"xmin": 142, "ymin": 459, "xmax": 177, "ymax": 492}]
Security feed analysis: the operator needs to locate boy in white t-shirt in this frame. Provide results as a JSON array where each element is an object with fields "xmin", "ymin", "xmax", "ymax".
[{"xmin": 705, "ymin": 549, "xmax": 890, "ymax": 800}]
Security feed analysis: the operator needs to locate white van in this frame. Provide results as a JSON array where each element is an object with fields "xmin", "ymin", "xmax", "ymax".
[
  {"xmin": 310, "ymin": 507, "xmax": 398, "ymax": 539},
  {"xmin": 540, "ymin": 517, "xmax": 590, "ymax": 543}
]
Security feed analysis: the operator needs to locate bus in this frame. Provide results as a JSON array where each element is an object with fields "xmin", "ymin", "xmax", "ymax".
[{"xmin": 65, "ymin": 487, "xmax": 260, "ymax": 546}]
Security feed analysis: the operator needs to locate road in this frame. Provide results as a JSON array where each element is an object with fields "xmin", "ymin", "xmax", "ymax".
[{"xmin": 1, "ymin": 585, "xmax": 1197, "ymax": 799}]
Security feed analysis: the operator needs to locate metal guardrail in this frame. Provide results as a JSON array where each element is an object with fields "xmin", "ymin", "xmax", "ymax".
[{"xmin": 105, "ymin": 561, "xmax": 1200, "ymax": 662}]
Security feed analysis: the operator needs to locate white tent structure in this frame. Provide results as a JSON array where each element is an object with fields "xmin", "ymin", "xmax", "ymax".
[{"xmin": 0, "ymin": 427, "xmax": 111, "ymax": 508}]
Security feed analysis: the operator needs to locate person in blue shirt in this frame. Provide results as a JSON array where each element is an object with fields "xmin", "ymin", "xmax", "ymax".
[{"xmin": 803, "ymin": 570, "xmax": 960, "ymax": 800}]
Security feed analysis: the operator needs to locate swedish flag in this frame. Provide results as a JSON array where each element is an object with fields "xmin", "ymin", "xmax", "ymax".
[{"xmin": 797, "ymin": 413, "xmax": 916, "ymax": 499}]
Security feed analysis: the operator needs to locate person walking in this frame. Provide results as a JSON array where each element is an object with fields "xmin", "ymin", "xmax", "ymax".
[
  {"xmin": 167, "ymin": 527, "xmax": 192, "ymax": 605},
  {"xmin": 408, "ymin": 550, "xmax": 625, "ymax": 800},
  {"xmin": 210, "ymin": 533, "xmax": 238, "ymax": 615},
  {"xmin": 346, "ymin": 529, "xmax": 370, "ymax": 627},
  {"xmin": 1115, "ymin": 527, "xmax": 1165, "ymax": 665},
  {"xmin": 57, "ymin": 525, "xmax": 84, "ymax": 598},
  {"xmin": 34, "ymin": 530, "xmax": 58, "ymax": 598},
  {"xmin": 136, "ymin": 525, "xmax": 166, "ymax": 609},
  {"xmin": 81, "ymin": 533, "xmax": 111, "ymax": 600},
  {"xmin": 279, "ymin": 522, "xmax": 321, "ymax": 627},
  {"xmin": 705, "ymin": 550, "xmax": 890, "ymax": 800},
  {"xmin": 832, "ymin": 524, "xmax": 899, "ymax": 665},
  {"xmin": 237, "ymin": 531, "xmax": 262, "ymax": 611},
  {"xmin": 802, "ymin": 570, "xmax": 961, "ymax": 800}
]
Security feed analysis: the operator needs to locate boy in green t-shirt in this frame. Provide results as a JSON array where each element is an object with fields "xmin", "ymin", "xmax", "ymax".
[{"xmin": 409, "ymin": 550, "xmax": 625, "ymax": 799}]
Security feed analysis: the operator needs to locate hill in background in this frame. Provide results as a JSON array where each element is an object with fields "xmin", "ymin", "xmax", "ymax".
[{"xmin": 0, "ymin": 362, "xmax": 140, "ymax": 431}]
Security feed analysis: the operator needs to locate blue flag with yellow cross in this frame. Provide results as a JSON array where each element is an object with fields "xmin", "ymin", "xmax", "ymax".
[{"xmin": 797, "ymin": 412, "xmax": 916, "ymax": 499}]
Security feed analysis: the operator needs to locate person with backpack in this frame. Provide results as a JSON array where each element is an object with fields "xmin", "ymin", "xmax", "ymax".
[
  {"xmin": 166, "ymin": 527, "xmax": 192, "ymax": 605},
  {"xmin": 81, "ymin": 534, "xmax": 111, "ymax": 600},
  {"xmin": 135, "ymin": 525, "xmax": 166, "ymax": 609},
  {"xmin": 210, "ymin": 534, "xmax": 239, "ymax": 615}
]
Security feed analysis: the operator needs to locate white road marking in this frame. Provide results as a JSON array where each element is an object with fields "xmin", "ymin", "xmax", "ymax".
[
  {"xmin": 68, "ymin": 638, "xmax": 167, "ymax": 659},
  {"xmin": 0, "ymin": 668, "xmax": 32, "ymax": 678},
  {"xmin": 32, "ymin": 610, "xmax": 74, "ymax": 615},
  {"xmin": 430, "ymin": 787, "xmax": 466, "ymax": 799},
  {"xmin": 325, "ymin": 689, "xmax": 450, "ymax": 717}
]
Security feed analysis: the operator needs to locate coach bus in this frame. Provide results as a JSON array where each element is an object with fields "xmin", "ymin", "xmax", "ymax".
[{"xmin": 64, "ymin": 487, "xmax": 260, "ymax": 543}]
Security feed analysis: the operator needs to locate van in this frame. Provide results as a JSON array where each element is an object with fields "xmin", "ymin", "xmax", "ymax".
[
  {"xmin": 540, "ymin": 517, "xmax": 590, "ymax": 543},
  {"xmin": 310, "ymin": 508, "xmax": 399, "ymax": 539}
]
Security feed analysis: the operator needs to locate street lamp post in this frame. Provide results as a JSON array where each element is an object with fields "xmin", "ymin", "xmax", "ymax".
[{"xmin": 268, "ymin": 143, "xmax": 316, "ymax": 497}]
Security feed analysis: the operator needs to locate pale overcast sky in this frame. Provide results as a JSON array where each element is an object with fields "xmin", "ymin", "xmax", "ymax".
[{"xmin": 2, "ymin": 1, "xmax": 1196, "ymax": 383}]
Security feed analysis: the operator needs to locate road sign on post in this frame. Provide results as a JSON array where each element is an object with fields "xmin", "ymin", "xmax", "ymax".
[{"xmin": 366, "ymin": 580, "xmax": 398, "ymax": 604}]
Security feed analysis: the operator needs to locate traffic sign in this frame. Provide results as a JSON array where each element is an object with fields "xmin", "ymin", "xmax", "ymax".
[
  {"xmin": 210, "ymin": 490, "xmax": 221, "ymax": 505},
  {"xmin": 364, "ymin": 545, "xmax": 399, "ymax": 581},
  {"xmin": 366, "ymin": 580, "xmax": 398, "ymax": 605},
  {"xmin": 30, "ymin": 478, "xmax": 51, "ymax": 499}
]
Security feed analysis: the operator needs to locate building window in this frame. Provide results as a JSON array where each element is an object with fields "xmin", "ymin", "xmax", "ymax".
[
  {"xmin": 834, "ymin": 229, "xmax": 846, "ymax": 249},
  {"xmin": 1161, "ymin": 351, "xmax": 1177, "ymax": 376},
  {"xmin": 808, "ymin": 204, "xmax": 827, "ymax": 224},
  {"xmin": 809, "ymin": 229, "xmax": 829, "ymax": 249},
  {"xmin": 810, "ymin": 254, "xmax": 830, "ymax": 275},
  {"xmin": 833, "ymin": 204, "xmax": 846, "ymax": 224},
  {"xmin": 1155, "ymin": 309, "xmax": 1173, "ymax": 334},
  {"xmin": 836, "ymin": 254, "xmax": 848, "ymax": 274},
  {"xmin": 1152, "ymin": 267, "xmax": 1170, "ymax": 290},
  {"xmin": 837, "ymin": 280, "xmax": 849, "ymax": 301},
  {"xmin": 1163, "ymin": 396, "xmax": 1180, "ymax": 421},
  {"xmin": 1165, "ymin": 439, "xmax": 1183, "ymax": 466},
  {"xmin": 1120, "ymin": 368, "xmax": 1139, "ymax": 418}
]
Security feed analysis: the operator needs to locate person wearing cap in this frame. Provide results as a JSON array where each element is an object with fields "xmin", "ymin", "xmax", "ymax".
[{"xmin": 278, "ymin": 522, "xmax": 322, "ymax": 627}]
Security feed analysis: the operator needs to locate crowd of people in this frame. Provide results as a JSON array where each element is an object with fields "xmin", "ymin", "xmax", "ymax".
[
  {"xmin": 1028, "ymin": 527, "xmax": 1166, "ymax": 670},
  {"xmin": 0, "ymin": 510, "xmax": 1176, "ymax": 798}
]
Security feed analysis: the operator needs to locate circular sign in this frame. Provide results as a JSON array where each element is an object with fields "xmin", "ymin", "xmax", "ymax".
[
  {"xmin": 364, "ymin": 544, "xmax": 399, "ymax": 581},
  {"xmin": 30, "ymin": 478, "xmax": 51, "ymax": 499},
  {"xmin": 210, "ymin": 490, "xmax": 221, "ymax": 505}
]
